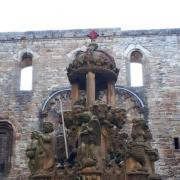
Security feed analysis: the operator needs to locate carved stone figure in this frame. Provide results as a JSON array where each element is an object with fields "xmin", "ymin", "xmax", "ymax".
[
  {"xmin": 131, "ymin": 118, "xmax": 146, "ymax": 143},
  {"xmin": 126, "ymin": 118, "xmax": 159, "ymax": 173},
  {"xmin": 126, "ymin": 142, "xmax": 147, "ymax": 172},
  {"xmin": 55, "ymin": 124, "xmax": 66, "ymax": 168},
  {"xmin": 126, "ymin": 119, "xmax": 147, "ymax": 172},
  {"xmin": 110, "ymin": 108, "xmax": 126, "ymax": 128},
  {"xmin": 26, "ymin": 131, "xmax": 39, "ymax": 174},
  {"xmin": 90, "ymin": 100, "xmax": 109, "ymax": 125},
  {"xmin": 106, "ymin": 126, "xmax": 128, "ymax": 167},
  {"xmin": 26, "ymin": 122, "xmax": 55, "ymax": 177},
  {"xmin": 78, "ymin": 114, "xmax": 101, "ymax": 168}
]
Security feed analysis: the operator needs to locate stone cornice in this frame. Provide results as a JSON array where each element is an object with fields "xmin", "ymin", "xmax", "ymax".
[
  {"xmin": 0, "ymin": 27, "xmax": 180, "ymax": 41},
  {"xmin": 0, "ymin": 28, "xmax": 121, "ymax": 41}
]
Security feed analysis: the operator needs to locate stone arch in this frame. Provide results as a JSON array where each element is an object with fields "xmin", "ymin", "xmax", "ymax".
[
  {"xmin": 40, "ymin": 87, "xmax": 72, "ymax": 129},
  {"xmin": 40, "ymin": 86, "xmax": 147, "ymax": 113},
  {"xmin": 115, "ymin": 85, "xmax": 148, "ymax": 118},
  {"xmin": 39, "ymin": 85, "xmax": 147, "ymax": 138},
  {"xmin": 17, "ymin": 48, "xmax": 39, "ymax": 62},
  {"xmin": 40, "ymin": 85, "xmax": 147, "ymax": 120},
  {"xmin": 41, "ymin": 87, "xmax": 72, "ymax": 112},
  {"xmin": 0, "ymin": 121, "xmax": 13, "ymax": 176},
  {"xmin": 124, "ymin": 44, "xmax": 151, "ymax": 87},
  {"xmin": 115, "ymin": 85, "xmax": 148, "ymax": 136},
  {"xmin": 124, "ymin": 44, "xmax": 151, "ymax": 59},
  {"xmin": 20, "ymin": 52, "xmax": 33, "ymax": 68}
]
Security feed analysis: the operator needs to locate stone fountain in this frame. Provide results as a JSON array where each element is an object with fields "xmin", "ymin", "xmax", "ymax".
[{"xmin": 26, "ymin": 39, "xmax": 161, "ymax": 180}]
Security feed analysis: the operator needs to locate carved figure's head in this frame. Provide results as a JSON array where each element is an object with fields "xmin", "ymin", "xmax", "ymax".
[
  {"xmin": 43, "ymin": 121, "xmax": 54, "ymax": 133},
  {"xmin": 91, "ymin": 100, "xmax": 108, "ymax": 119},
  {"xmin": 132, "ymin": 118, "xmax": 146, "ymax": 126},
  {"xmin": 31, "ymin": 131, "xmax": 39, "ymax": 139},
  {"xmin": 113, "ymin": 108, "xmax": 126, "ymax": 120}
]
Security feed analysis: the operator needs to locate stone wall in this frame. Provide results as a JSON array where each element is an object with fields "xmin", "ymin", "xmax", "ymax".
[{"xmin": 0, "ymin": 28, "xmax": 180, "ymax": 179}]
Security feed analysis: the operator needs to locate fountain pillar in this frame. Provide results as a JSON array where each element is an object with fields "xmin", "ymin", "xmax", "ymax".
[
  {"xmin": 71, "ymin": 83, "xmax": 79, "ymax": 104},
  {"xmin": 86, "ymin": 71, "xmax": 95, "ymax": 107},
  {"xmin": 107, "ymin": 81, "xmax": 116, "ymax": 106}
]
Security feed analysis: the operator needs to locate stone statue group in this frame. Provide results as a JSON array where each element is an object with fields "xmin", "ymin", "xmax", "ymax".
[{"xmin": 26, "ymin": 100, "xmax": 160, "ymax": 180}]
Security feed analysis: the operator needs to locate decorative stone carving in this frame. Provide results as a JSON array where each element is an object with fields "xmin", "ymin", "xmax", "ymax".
[
  {"xmin": 30, "ymin": 103, "xmax": 161, "ymax": 179},
  {"xmin": 126, "ymin": 118, "xmax": 160, "ymax": 178},
  {"xmin": 131, "ymin": 118, "xmax": 147, "ymax": 143},
  {"xmin": 26, "ymin": 122, "xmax": 55, "ymax": 178},
  {"xmin": 106, "ymin": 130, "xmax": 127, "ymax": 168},
  {"xmin": 78, "ymin": 114, "xmax": 101, "ymax": 168},
  {"xmin": 26, "ymin": 131, "xmax": 39, "ymax": 175},
  {"xmin": 27, "ymin": 41, "xmax": 161, "ymax": 180},
  {"xmin": 67, "ymin": 42, "xmax": 119, "ymax": 87}
]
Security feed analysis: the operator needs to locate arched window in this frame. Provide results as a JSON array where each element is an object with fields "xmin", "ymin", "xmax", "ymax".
[
  {"xmin": 130, "ymin": 50, "xmax": 143, "ymax": 87},
  {"xmin": 20, "ymin": 52, "xmax": 33, "ymax": 91},
  {"xmin": 0, "ymin": 122, "xmax": 13, "ymax": 176}
]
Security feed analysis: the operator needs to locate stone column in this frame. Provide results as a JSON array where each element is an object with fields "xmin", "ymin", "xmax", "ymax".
[
  {"xmin": 107, "ymin": 81, "xmax": 115, "ymax": 106},
  {"xmin": 71, "ymin": 83, "xmax": 79, "ymax": 104},
  {"xmin": 86, "ymin": 72, "xmax": 95, "ymax": 107}
]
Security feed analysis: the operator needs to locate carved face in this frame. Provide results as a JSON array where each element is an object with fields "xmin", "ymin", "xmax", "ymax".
[
  {"xmin": 91, "ymin": 115, "xmax": 98, "ymax": 121},
  {"xmin": 31, "ymin": 131, "xmax": 39, "ymax": 139},
  {"xmin": 43, "ymin": 122, "xmax": 54, "ymax": 133},
  {"xmin": 92, "ymin": 103, "xmax": 108, "ymax": 119},
  {"xmin": 114, "ymin": 109, "xmax": 126, "ymax": 120},
  {"xmin": 132, "ymin": 118, "xmax": 145, "ymax": 127},
  {"xmin": 31, "ymin": 132, "xmax": 35, "ymax": 139},
  {"xmin": 79, "ymin": 111, "xmax": 92, "ymax": 124},
  {"xmin": 72, "ymin": 105, "xmax": 84, "ymax": 114}
]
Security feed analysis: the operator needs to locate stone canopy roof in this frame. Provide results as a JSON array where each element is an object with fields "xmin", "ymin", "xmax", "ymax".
[{"xmin": 67, "ymin": 43, "xmax": 119, "ymax": 90}]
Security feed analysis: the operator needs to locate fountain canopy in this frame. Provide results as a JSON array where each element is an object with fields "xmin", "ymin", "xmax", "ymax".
[
  {"xmin": 67, "ymin": 43, "xmax": 119, "ymax": 106},
  {"xmin": 67, "ymin": 43, "xmax": 119, "ymax": 91}
]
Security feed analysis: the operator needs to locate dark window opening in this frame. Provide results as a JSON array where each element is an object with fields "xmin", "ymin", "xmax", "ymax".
[
  {"xmin": 0, "ymin": 162, "xmax": 5, "ymax": 173},
  {"xmin": 0, "ymin": 122, "xmax": 13, "ymax": 175},
  {"xmin": 174, "ymin": 137, "xmax": 179, "ymax": 149}
]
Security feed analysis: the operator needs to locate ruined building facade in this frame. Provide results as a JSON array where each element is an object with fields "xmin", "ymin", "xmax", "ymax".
[{"xmin": 0, "ymin": 28, "xmax": 180, "ymax": 179}]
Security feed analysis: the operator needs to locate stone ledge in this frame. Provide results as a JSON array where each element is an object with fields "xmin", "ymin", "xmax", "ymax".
[
  {"xmin": 121, "ymin": 28, "xmax": 180, "ymax": 36},
  {"xmin": 0, "ymin": 28, "xmax": 121, "ymax": 41},
  {"xmin": 0, "ymin": 28, "xmax": 180, "ymax": 41}
]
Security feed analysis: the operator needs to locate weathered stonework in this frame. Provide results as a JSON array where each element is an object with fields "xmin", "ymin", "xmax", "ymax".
[{"xmin": 0, "ymin": 28, "xmax": 179, "ymax": 179}]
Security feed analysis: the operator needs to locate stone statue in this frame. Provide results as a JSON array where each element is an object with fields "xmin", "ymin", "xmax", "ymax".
[
  {"xmin": 131, "ymin": 118, "xmax": 146, "ymax": 143},
  {"xmin": 26, "ymin": 131, "xmax": 39, "ymax": 174},
  {"xmin": 90, "ymin": 100, "xmax": 109, "ymax": 125},
  {"xmin": 110, "ymin": 108, "xmax": 126, "ymax": 128},
  {"xmin": 26, "ymin": 122, "xmax": 55, "ymax": 177},
  {"xmin": 106, "ymin": 127, "xmax": 127, "ymax": 168},
  {"xmin": 126, "ymin": 119, "xmax": 149, "ymax": 172},
  {"xmin": 54, "ymin": 123, "xmax": 66, "ymax": 168},
  {"xmin": 78, "ymin": 114, "xmax": 101, "ymax": 168}
]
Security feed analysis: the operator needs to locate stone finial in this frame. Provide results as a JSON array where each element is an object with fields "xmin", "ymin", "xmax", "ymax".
[{"xmin": 87, "ymin": 31, "xmax": 99, "ymax": 41}]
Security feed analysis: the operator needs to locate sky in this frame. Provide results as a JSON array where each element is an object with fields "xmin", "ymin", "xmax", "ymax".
[
  {"xmin": 20, "ymin": 67, "xmax": 32, "ymax": 90},
  {"xmin": 0, "ymin": 0, "xmax": 180, "ymax": 32}
]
